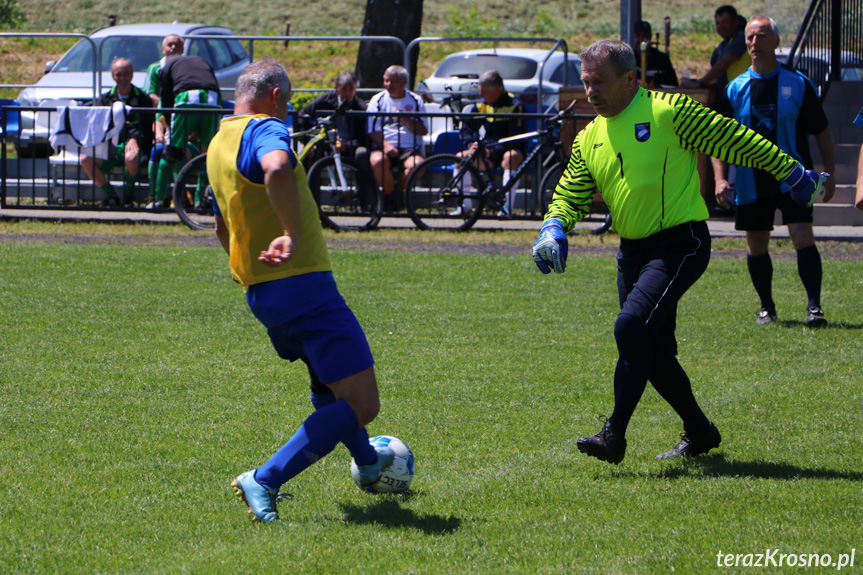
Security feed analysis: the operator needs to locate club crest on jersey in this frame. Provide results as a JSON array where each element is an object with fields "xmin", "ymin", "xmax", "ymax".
[
  {"xmin": 635, "ymin": 123, "xmax": 650, "ymax": 142},
  {"xmin": 781, "ymin": 85, "xmax": 792, "ymax": 100}
]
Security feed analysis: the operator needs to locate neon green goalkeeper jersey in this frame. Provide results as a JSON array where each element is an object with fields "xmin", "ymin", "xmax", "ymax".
[{"xmin": 548, "ymin": 87, "xmax": 799, "ymax": 239}]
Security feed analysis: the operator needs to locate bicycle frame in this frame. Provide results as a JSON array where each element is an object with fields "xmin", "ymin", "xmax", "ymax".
[
  {"xmin": 293, "ymin": 116, "xmax": 354, "ymax": 189},
  {"xmin": 455, "ymin": 122, "xmax": 559, "ymax": 208}
]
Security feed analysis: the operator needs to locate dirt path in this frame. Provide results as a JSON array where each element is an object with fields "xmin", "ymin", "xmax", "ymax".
[{"xmin": 2, "ymin": 232, "xmax": 863, "ymax": 260}]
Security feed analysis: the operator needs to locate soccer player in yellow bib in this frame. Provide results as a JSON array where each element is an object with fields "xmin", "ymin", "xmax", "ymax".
[
  {"xmin": 207, "ymin": 59, "xmax": 393, "ymax": 522},
  {"xmin": 532, "ymin": 40, "xmax": 828, "ymax": 465}
]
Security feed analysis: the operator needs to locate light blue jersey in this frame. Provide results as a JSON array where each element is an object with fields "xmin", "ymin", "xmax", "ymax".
[{"xmin": 718, "ymin": 64, "xmax": 828, "ymax": 204}]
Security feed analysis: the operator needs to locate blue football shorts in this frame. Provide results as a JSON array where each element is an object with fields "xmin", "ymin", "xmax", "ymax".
[{"xmin": 265, "ymin": 295, "xmax": 375, "ymax": 385}]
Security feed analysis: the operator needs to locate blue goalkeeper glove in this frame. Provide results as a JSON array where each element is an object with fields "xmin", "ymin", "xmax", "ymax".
[
  {"xmin": 784, "ymin": 163, "xmax": 830, "ymax": 207},
  {"xmin": 533, "ymin": 218, "xmax": 568, "ymax": 274}
]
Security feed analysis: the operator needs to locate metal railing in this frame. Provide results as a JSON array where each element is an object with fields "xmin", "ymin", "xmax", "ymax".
[
  {"xmin": 787, "ymin": 0, "xmax": 863, "ymax": 99},
  {"xmin": 0, "ymin": 33, "xmax": 98, "ymax": 98},
  {"xmin": 2, "ymin": 103, "xmax": 592, "ymax": 220}
]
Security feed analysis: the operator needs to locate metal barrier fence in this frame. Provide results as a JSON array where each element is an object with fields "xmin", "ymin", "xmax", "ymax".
[
  {"xmin": 788, "ymin": 0, "xmax": 863, "ymax": 99},
  {"xmin": 2, "ymin": 102, "xmax": 591, "ymax": 221}
]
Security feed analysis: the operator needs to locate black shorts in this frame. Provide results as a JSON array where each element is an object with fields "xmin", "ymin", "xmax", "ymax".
[
  {"xmin": 486, "ymin": 144, "xmax": 525, "ymax": 167},
  {"xmin": 735, "ymin": 193, "xmax": 813, "ymax": 231}
]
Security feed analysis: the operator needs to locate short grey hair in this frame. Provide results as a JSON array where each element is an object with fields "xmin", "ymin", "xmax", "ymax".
[
  {"xmin": 384, "ymin": 65, "xmax": 408, "ymax": 82},
  {"xmin": 236, "ymin": 57, "xmax": 292, "ymax": 103},
  {"xmin": 580, "ymin": 40, "xmax": 637, "ymax": 77},
  {"xmin": 478, "ymin": 70, "xmax": 505, "ymax": 90},
  {"xmin": 749, "ymin": 15, "xmax": 780, "ymax": 37},
  {"xmin": 335, "ymin": 71, "xmax": 357, "ymax": 89}
]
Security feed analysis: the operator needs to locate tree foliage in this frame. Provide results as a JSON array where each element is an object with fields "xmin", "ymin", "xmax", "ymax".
[{"xmin": 0, "ymin": 0, "xmax": 25, "ymax": 28}]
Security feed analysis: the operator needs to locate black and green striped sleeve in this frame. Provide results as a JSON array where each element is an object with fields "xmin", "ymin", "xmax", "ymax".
[
  {"xmin": 545, "ymin": 129, "xmax": 597, "ymax": 231},
  {"xmin": 670, "ymin": 93, "xmax": 798, "ymax": 179}
]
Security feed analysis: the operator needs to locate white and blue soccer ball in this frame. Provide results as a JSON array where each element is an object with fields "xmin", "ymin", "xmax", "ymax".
[{"xmin": 351, "ymin": 435, "xmax": 415, "ymax": 493}]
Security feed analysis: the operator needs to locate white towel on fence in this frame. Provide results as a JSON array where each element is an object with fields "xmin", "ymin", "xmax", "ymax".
[{"xmin": 49, "ymin": 102, "xmax": 128, "ymax": 159}]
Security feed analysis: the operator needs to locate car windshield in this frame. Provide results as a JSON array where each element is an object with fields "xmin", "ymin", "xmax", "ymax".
[
  {"xmin": 434, "ymin": 55, "xmax": 538, "ymax": 80},
  {"xmin": 53, "ymin": 37, "xmax": 163, "ymax": 73}
]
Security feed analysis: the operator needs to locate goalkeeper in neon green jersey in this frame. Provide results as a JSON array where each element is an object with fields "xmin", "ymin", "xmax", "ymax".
[{"xmin": 532, "ymin": 40, "xmax": 828, "ymax": 464}]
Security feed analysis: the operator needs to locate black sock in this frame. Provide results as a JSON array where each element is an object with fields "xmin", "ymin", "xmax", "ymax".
[
  {"xmin": 796, "ymin": 245, "xmax": 822, "ymax": 308},
  {"xmin": 747, "ymin": 252, "xmax": 774, "ymax": 311}
]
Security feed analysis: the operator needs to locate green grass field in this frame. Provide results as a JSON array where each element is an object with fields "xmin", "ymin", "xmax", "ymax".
[{"xmin": 1, "ymin": 230, "xmax": 861, "ymax": 573}]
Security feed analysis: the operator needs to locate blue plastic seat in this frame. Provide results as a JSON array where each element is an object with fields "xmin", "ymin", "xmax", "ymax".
[
  {"xmin": 433, "ymin": 130, "xmax": 462, "ymax": 155},
  {"xmin": 0, "ymin": 99, "xmax": 21, "ymax": 138}
]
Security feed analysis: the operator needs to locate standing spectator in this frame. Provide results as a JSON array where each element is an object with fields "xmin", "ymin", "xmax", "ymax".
[
  {"xmin": 141, "ymin": 34, "xmax": 185, "ymax": 202},
  {"xmin": 456, "ymin": 69, "xmax": 526, "ymax": 217},
  {"xmin": 142, "ymin": 35, "xmax": 184, "ymax": 106},
  {"xmin": 296, "ymin": 71, "xmax": 368, "ymax": 164},
  {"xmin": 712, "ymin": 16, "xmax": 835, "ymax": 327},
  {"xmin": 367, "ymin": 65, "xmax": 428, "ymax": 211},
  {"xmin": 147, "ymin": 54, "xmax": 222, "ymax": 210},
  {"xmin": 681, "ymin": 5, "xmax": 750, "ymax": 103},
  {"xmin": 207, "ymin": 59, "xmax": 392, "ymax": 523},
  {"xmin": 682, "ymin": 5, "xmax": 752, "ymax": 212},
  {"xmin": 80, "ymin": 58, "xmax": 153, "ymax": 206},
  {"xmin": 632, "ymin": 20, "xmax": 679, "ymax": 87},
  {"xmin": 856, "ymin": 107, "xmax": 863, "ymax": 212},
  {"xmin": 531, "ymin": 40, "xmax": 827, "ymax": 464},
  {"xmin": 857, "ymin": 143, "xmax": 863, "ymax": 212}
]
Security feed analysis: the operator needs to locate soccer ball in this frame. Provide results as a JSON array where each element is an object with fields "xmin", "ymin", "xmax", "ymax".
[{"xmin": 351, "ymin": 435, "xmax": 415, "ymax": 493}]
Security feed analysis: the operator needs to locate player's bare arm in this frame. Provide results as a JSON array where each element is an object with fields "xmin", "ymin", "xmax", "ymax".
[
  {"xmin": 259, "ymin": 149, "xmax": 301, "ymax": 266},
  {"xmin": 814, "ymin": 127, "xmax": 836, "ymax": 202},
  {"xmin": 711, "ymin": 156, "xmax": 733, "ymax": 208}
]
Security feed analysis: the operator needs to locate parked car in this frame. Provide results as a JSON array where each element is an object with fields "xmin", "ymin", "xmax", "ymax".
[
  {"xmin": 776, "ymin": 47, "xmax": 863, "ymax": 83},
  {"xmin": 415, "ymin": 47, "xmax": 582, "ymax": 111},
  {"xmin": 15, "ymin": 23, "xmax": 250, "ymax": 155}
]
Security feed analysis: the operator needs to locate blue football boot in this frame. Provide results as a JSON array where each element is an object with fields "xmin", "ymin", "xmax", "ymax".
[
  {"xmin": 355, "ymin": 446, "xmax": 395, "ymax": 488},
  {"xmin": 231, "ymin": 470, "xmax": 279, "ymax": 523}
]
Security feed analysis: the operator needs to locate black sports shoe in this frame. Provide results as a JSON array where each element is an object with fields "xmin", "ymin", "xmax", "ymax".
[
  {"xmin": 577, "ymin": 416, "xmax": 627, "ymax": 464},
  {"xmin": 656, "ymin": 422, "xmax": 721, "ymax": 459},
  {"xmin": 756, "ymin": 307, "xmax": 777, "ymax": 325},
  {"xmin": 806, "ymin": 306, "xmax": 827, "ymax": 328}
]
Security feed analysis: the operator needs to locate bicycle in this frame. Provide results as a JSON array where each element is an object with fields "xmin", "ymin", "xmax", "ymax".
[
  {"xmin": 297, "ymin": 113, "xmax": 383, "ymax": 232},
  {"xmin": 404, "ymin": 100, "xmax": 577, "ymax": 232},
  {"xmin": 172, "ymin": 112, "xmax": 383, "ymax": 232}
]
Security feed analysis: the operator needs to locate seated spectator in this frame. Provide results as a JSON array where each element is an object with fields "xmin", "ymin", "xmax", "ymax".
[
  {"xmin": 456, "ymin": 69, "xmax": 526, "ymax": 217},
  {"xmin": 632, "ymin": 20, "xmax": 679, "ymax": 87},
  {"xmin": 296, "ymin": 71, "xmax": 368, "ymax": 165},
  {"xmin": 80, "ymin": 57, "xmax": 154, "ymax": 206},
  {"xmin": 367, "ymin": 65, "xmax": 428, "ymax": 211}
]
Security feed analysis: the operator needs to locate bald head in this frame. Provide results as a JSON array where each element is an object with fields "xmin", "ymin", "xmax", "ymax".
[{"xmin": 162, "ymin": 35, "xmax": 184, "ymax": 57}]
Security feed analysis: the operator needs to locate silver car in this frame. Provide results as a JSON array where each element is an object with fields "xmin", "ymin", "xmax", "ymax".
[
  {"xmin": 16, "ymin": 23, "xmax": 250, "ymax": 155},
  {"xmin": 416, "ymin": 47, "xmax": 582, "ymax": 111}
]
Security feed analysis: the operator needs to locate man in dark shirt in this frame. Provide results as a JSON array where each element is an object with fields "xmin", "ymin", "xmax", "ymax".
[
  {"xmin": 148, "ymin": 55, "xmax": 222, "ymax": 209},
  {"xmin": 80, "ymin": 57, "xmax": 154, "ymax": 206},
  {"xmin": 296, "ymin": 71, "xmax": 368, "ymax": 165},
  {"xmin": 632, "ymin": 20, "xmax": 678, "ymax": 87},
  {"xmin": 456, "ymin": 70, "xmax": 526, "ymax": 216},
  {"xmin": 681, "ymin": 5, "xmax": 750, "ymax": 103}
]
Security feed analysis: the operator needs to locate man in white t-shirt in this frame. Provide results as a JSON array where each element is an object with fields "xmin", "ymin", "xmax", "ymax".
[{"xmin": 367, "ymin": 65, "xmax": 428, "ymax": 208}]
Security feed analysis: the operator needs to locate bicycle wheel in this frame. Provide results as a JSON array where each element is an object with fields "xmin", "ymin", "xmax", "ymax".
[
  {"xmin": 404, "ymin": 154, "xmax": 485, "ymax": 231},
  {"xmin": 538, "ymin": 161, "xmax": 563, "ymax": 216},
  {"xmin": 172, "ymin": 153, "xmax": 214, "ymax": 231},
  {"xmin": 307, "ymin": 156, "xmax": 382, "ymax": 232}
]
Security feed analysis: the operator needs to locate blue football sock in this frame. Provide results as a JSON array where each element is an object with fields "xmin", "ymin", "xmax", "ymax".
[
  {"xmin": 311, "ymin": 391, "xmax": 376, "ymax": 466},
  {"xmin": 254, "ymin": 399, "xmax": 362, "ymax": 491}
]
